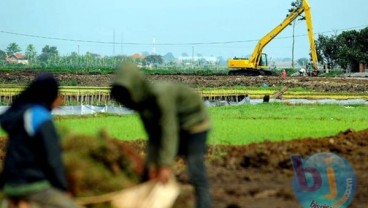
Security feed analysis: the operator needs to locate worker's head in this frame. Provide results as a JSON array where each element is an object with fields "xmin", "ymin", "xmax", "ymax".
[
  {"xmin": 12, "ymin": 73, "xmax": 61, "ymax": 110},
  {"xmin": 111, "ymin": 62, "xmax": 151, "ymax": 110}
]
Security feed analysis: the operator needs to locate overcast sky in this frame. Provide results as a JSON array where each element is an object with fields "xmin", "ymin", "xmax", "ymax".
[{"xmin": 0, "ymin": 0, "xmax": 367, "ymax": 60}]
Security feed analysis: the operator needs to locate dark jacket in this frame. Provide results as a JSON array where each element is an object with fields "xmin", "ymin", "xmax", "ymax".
[
  {"xmin": 0, "ymin": 104, "xmax": 68, "ymax": 196},
  {"xmin": 111, "ymin": 63, "xmax": 210, "ymax": 167}
]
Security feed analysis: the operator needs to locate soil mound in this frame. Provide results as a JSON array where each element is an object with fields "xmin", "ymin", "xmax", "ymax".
[
  {"xmin": 1, "ymin": 71, "xmax": 368, "ymax": 92},
  {"xmin": 0, "ymin": 129, "xmax": 367, "ymax": 207},
  {"xmin": 204, "ymin": 129, "xmax": 368, "ymax": 208}
]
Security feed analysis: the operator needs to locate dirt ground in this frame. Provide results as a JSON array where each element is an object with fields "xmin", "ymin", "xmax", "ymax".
[
  {"xmin": 1, "ymin": 70, "xmax": 368, "ymax": 92},
  {"xmin": 113, "ymin": 129, "xmax": 367, "ymax": 208},
  {"xmin": 1, "ymin": 129, "xmax": 367, "ymax": 208},
  {"xmin": 207, "ymin": 129, "xmax": 368, "ymax": 208}
]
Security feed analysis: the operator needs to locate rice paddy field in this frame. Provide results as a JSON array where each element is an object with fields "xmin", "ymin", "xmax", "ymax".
[{"xmin": 38, "ymin": 103, "xmax": 367, "ymax": 145}]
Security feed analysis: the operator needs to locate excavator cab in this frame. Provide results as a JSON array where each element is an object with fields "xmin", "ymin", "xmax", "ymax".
[
  {"xmin": 259, "ymin": 53, "xmax": 268, "ymax": 67},
  {"xmin": 228, "ymin": 53, "xmax": 273, "ymax": 76}
]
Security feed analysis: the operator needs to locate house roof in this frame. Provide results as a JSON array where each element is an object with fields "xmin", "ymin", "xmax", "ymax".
[
  {"xmin": 6, "ymin": 53, "xmax": 26, "ymax": 60},
  {"xmin": 130, "ymin": 53, "xmax": 144, "ymax": 59},
  {"xmin": 13, "ymin": 53, "xmax": 26, "ymax": 59}
]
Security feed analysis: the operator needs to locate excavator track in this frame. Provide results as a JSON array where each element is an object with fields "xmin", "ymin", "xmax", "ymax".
[{"xmin": 228, "ymin": 69, "xmax": 276, "ymax": 76}]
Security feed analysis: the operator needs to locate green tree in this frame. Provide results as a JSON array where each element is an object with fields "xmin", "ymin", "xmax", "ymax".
[
  {"xmin": 86, "ymin": 52, "xmax": 101, "ymax": 58},
  {"xmin": 316, "ymin": 27, "xmax": 368, "ymax": 72},
  {"xmin": 141, "ymin": 51, "xmax": 150, "ymax": 57},
  {"xmin": 357, "ymin": 27, "xmax": 368, "ymax": 64},
  {"xmin": 6, "ymin": 42, "xmax": 21, "ymax": 55},
  {"xmin": 163, "ymin": 52, "xmax": 175, "ymax": 63},
  {"xmin": 38, "ymin": 45, "xmax": 59, "ymax": 62},
  {"xmin": 0, "ymin": 50, "xmax": 6, "ymax": 63},
  {"xmin": 25, "ymin": 44, "xmax": 37, "ymax": 62},
  {"xmin": 197, "ymin": 58, "xmax": 206, "ymax": 67},
  {"xmin": 217, "ymin": 56, "xmax": 227, "ymax": 66},
  {"xmin": 144, "ymin": 55, "xmax": 163, "ymax": 66},
  {"xmin": 315, "ymin": 34, "xmax": 338, "ymax": 69},
  {"xmin": 335, "ymin": 30, "xmax": 361, "ymax": 72},
  {"xmin": 297, "ymin": 57, "xmax": 308, "ymax": 67}
]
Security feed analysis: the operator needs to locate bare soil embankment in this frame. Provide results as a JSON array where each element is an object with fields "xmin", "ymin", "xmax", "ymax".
[
  {"xmin": 1, "ymin": 70, "xmax": 368, "ymax": 92},
  {"xmin": 1, "ymin": 129, "xmax": 367, "ymax": 207}
]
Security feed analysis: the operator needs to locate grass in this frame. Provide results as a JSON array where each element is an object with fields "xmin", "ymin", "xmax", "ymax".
[
  {"xmin": 1, "ymin": 103, "xmax": 367, "ymax": 145},
  {"xmin": 1, "ymin": 86, "xmax": 367, "ymax": 100},
  {"xmin": 198, "ymin": 86, "xmax": 368, "ymax": 99},
  {"xmin": 209, "ymin": 103, "xmax": 368, "ymax": 144},
  {"xmin": 55, "ymin": 114, "xmax": 147, "ymax": 140}
]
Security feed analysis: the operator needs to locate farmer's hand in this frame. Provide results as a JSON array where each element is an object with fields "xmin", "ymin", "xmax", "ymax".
[{"xmin": 157, "ymin": 167, "xmax": 171, "ymax": 184}]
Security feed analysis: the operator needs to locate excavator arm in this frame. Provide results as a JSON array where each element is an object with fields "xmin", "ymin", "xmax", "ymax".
[
  {"xmin": 249, "ymin": 6, "xmax": 305, "ymax": 68},
  {"xmin": 303, "ymin": 0, "xmax": 318, "ymax": 71}
]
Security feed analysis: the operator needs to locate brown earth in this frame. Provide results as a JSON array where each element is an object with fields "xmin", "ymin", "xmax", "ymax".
[
  {"xmin": 1, "ymin": 70, "xmax": 368, "ymax": 92},
  {"xmin": 1, "ymin": 129, "xmax": 368, "ymax": 208},
  {"xmin": 205, "ymin": 129, "xmax": 368, "ymax": 208},
  {"xmin": 121, "ymin": 129, "xmax": 368, "ymax": 208}
]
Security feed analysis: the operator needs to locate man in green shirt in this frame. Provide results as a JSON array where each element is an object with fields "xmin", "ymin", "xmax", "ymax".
[{"xmin": 110, "ymin": 63, "xmax": 211, "ymax": 208}]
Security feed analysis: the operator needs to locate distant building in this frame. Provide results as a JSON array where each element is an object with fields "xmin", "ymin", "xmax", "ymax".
[
  {"xmin": 177, "ymin": 56, "xmax": 219, "ymax": 66},
  {"xmin": 130, "ymin": 53, "xmax": 145, "ymax": 60},
  {"xmin": 130, "ymin": 53, "xmax": 145, "ymax": 68},
  {"xmin": 5, "ymin": 53, "xmax": 29, "ymax": 65}
]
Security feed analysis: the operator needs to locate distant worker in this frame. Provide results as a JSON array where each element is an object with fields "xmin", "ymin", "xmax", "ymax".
[
  {"xmin": 244, "ymin": 94, "xmax": 250, "ymax": 103},
  {"xmin": 263, "ymin": 94, "xmax": 270, "ymax": 103},
  {"xmin": 110, "ymin": 62, "xmax": 212, "ymax": 208},
  {"xmin": 299, "ymin": 67, "xmax": 307, "ymax": 76},
  {"xmin": 281, "ymin": 70, "xmax": 287, "ymax": 78},
  {"xmin": 0, "ymin": 73, "xmax": 78, "ymax": 208}
]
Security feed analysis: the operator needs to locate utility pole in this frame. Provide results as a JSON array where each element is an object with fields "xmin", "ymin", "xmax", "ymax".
[
  {"xmin": 192, "ymin": 46, "xmax": 194, "ymax": 69},
  {"xmin": 152, "ymin": 37, "xmax": 156, "ymax": 55},
  {"xmin": 113, "ymin": 30, "xmax": 116, "ymax": 56},
  {"xmin": 121, "ymin": 32, "xmax": 124, "ymax": 55}
]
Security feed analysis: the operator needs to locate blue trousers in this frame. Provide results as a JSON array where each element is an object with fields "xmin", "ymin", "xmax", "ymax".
[
  {"xmin": 178, "ymin": 130, "xmax": 211, "ymax": 208},
  {"xmin": 143, "ymin": 130, "xmax": 212, "ymax": 208}
]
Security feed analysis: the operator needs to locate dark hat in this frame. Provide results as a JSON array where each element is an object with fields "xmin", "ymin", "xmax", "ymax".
[{"xmin": 13, "ymin": 73, "xmax": 59, "ymax": 108}]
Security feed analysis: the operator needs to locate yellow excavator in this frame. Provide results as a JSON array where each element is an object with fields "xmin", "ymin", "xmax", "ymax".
[{"xmin": 228, "ymin": 0, "xmax": 318, "ymax": 76}]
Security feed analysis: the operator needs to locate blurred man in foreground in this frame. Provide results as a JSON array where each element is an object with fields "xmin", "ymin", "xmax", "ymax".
[
  {"xmin": 110, "ymin": 63, "xmax": 212, "ymax": 208},
  {"xmin": 0, "ymin": 73, "xmax": 78, "ymax": 208}
]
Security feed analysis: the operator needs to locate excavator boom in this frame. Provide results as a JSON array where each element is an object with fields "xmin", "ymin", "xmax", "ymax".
[{"xmin": 303, "ymin": 0, "xmax": 318, "ymax": 71}]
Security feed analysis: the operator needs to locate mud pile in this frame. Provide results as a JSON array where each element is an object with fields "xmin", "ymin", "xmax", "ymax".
[
  {"xmin": 62, "ymin": 130, "xmax": 144, "ymax": 198},
  {"xmin": 1, "ymin": 129, "xmax": 367, "ymax": 208},
  {"xmin": 0, "ymin": 130, "xmax": 145, "ymax": 208},
  {"xmin": 1, "ymin": 70, "xmax": 368, "ymax": 92},
  {"xmin": 203, "ymin": 129, "xmax": 368, "ymax": 208}
]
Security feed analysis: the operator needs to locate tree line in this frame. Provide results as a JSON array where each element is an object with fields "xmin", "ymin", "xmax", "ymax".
[
  {"xmin": 0, "ymin": 43, "xmax": 173, "ymax": 72},
  {"xmin": 1, "ymin": 26, "xmax": 367, "ymax": 73},
  {"xmin": 316, "ymin": 27, "xmax": 368, "ymax": 72},
  {"xmin": 0, "ymin": 43, "xmax": 228, "ymax": 73}
]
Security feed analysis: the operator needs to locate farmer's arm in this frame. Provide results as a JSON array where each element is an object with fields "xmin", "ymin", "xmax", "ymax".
[
  {"xmin": 37, "ymin": 120, "xmax": 69, "ymax": 192},
  {"xmin": 157, "ymin": 95, "xmax": 179, "ymax": 169}
]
